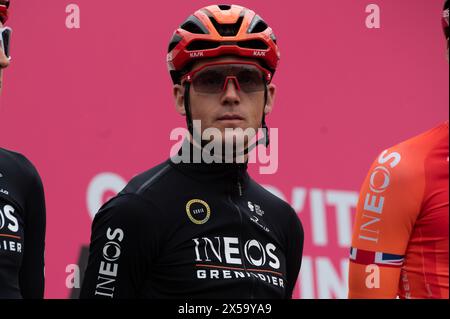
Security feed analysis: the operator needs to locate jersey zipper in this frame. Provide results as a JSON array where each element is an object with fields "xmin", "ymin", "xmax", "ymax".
[
  {"xmin": 237, "ymin": 181, "xmax": 243, "ymax": 197},
  {"xmin": 228, "ymin": 168, "xmax": 256, "ymax": 299}
]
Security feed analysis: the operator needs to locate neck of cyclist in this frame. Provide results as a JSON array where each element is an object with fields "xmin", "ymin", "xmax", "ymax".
[{"xmin": 189, "ymin": 133, "xmax": 250, "ymax": 164}]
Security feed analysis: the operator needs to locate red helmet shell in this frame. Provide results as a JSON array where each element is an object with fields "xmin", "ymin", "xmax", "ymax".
[{"xmin": 167, "ymin": 4, "xmax": 280, "ymax": 84}]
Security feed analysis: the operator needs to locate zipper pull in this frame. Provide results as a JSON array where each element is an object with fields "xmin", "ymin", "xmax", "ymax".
[{"xmin": 237, "ymin": 181, "xmax": 243, "ymax": 197}]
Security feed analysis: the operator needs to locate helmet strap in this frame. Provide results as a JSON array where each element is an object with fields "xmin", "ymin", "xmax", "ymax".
[{"xmin": 183, "ymin": 82, "xmax": 194, "ymax": 138}]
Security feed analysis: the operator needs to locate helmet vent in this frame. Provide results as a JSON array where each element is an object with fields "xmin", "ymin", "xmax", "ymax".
[
  {"xmin": 218, "ymin": 4, "xmax": 232, "ymax": 10},
  {"xmin": 237, "ymin": 39, "xmax": 268, "ymax": 50},
  {"xmin": 186, "ymin": 40, "xmax": 221, "ymax": 51},
  {"xmin": 209, "ymin": 16, "xmax": 244, "ymax": 36},
  {"xmin": 168, "ymin": 34, "xmax": 183, "ymax": 53},
  {"xmin": 180, "ymin": 15, "xmax": 209, "ymax": 34},
  {"xmin": 247, "ymin": 15, "xmax": 268, "ymax": 33}
]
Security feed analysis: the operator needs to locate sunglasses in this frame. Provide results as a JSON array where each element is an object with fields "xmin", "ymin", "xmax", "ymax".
[
  {"xmin": 182, "ymin": 61, "xmax": 272, "ymax": 94},
  {"xmin": 0, "ymin": 26, "xmax": 11, "ymax": 59}
]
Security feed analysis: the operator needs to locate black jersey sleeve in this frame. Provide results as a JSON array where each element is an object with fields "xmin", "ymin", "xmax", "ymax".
[
  {"xmin": 17, "ymin": 156, "xmax": 46, "ymax": 299},
  {"xmin": 80, "ymin": 193, "xmax": 160, "ymax": 299},
  {"xmin": 284, "ymin": 208, "xmax": 304, "ymax": 299}
]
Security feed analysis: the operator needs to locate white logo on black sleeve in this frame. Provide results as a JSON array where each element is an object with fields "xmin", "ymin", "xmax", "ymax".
[{"xmin": 94, "ymin": 227, "xmax": 124, "ymax": 298}]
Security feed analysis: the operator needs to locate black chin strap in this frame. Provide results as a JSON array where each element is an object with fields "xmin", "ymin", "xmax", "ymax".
[
  {"xmin": 261, "ymin": 85, "xmax": 271, "ymax": 148},
  {"xmin": 184, "ymin": 82, "xmax": 194, "ymax": 138},
  {"xmin": 183, "ymin": 82, "xmax": 270, "ymax": 160}
]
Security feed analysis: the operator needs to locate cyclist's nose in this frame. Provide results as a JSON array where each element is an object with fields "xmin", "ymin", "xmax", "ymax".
[{"xmin": 221, "ymin": 77, "xmax": 240, "ymax": 105}]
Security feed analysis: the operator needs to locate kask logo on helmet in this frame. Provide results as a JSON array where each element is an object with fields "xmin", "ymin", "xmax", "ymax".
[{"xmin": 190, "ymin": 52, "xmax": 204, "ymax": 58}]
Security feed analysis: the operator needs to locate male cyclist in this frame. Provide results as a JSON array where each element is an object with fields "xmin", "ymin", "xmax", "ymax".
[
  {"xmin": 0, "ymin": 0, "xmax": 46, "ymax": 299},
  {"xmin": 81, "ymin": 4, "xmax": 304, "ymax": 299},
  {"xmin": 348, "ymin": 0, "xmax": 449, "ymax": 299}
]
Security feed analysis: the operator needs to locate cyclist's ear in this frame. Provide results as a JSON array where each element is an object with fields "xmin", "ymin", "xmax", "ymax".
[
  {"xmin": 0, "ymin": 21, "xmax": 9, "ymax": 69},
  {"xmin": 173, "ymin": 84, "xmax": 186, "ymax": 116},
  {"xmin": 264, "ymin": 83, "xmax": 276, "ymax": 115},
  {"xmin": 0, "ymin": 50, "xmax": 9, "ymax": 69}
]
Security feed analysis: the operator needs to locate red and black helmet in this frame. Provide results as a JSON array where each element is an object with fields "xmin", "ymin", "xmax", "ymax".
[
  {"xmin": 167, "ymin": 4, "xmax": 280, "ymax": 84},
  {"xmin": 0, "ymin": 0, "xmax": 9, "ymax": 24}
]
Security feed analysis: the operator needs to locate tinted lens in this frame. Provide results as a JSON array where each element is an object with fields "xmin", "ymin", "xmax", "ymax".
[
  {"xmin": 236, "ymin": 68, "xmax": 265, "ymax": 92},
  {"xmin": 192, "ymin": 69, "xmax": 226, "ymax": 93},
  {"xmin": 192, "ymin": 64, "xmax": 266, "ymax": 94}
]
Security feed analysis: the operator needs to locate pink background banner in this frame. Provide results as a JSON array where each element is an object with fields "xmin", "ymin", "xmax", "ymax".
[{"xmin": 0, "ymin": 0, "xmax": 448, "ymax": 298}]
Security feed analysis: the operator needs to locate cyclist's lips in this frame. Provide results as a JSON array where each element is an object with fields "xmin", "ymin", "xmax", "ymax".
[{"xmin": 216, "ymin": 114, "xmax": 245, "ymax": 122}]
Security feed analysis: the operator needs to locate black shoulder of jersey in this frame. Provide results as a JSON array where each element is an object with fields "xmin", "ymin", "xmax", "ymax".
[{"xmin": 0, "ymin": 147, "xmax": 42, "ymax": 182}]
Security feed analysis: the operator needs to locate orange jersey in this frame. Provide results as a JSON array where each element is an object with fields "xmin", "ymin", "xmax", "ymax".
[{"xmin": 349, "ymin": 122, "xmax": 449, "ymax": 299}]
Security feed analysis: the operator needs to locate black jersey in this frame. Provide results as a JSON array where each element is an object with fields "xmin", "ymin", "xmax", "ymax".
[
  {"xmin": 0, "ymin": 148, "xmax": 46, "ymax": 299},
  {"xmin": 80, "ymin": 145, "xmax": 304, "ymax": 299}
]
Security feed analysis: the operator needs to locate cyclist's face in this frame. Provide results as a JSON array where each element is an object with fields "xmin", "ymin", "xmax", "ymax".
[
  {"xmin": 0, "ymin": 21, "xmax": 10, "ymax": 95},
  {"xmin": 173, "ymin": 56, "xmax": 276, "ymax": 146}
]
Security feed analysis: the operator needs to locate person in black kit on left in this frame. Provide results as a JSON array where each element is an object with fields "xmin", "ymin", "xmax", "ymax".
[{"xmin": 0, "ymin": 0, "xmax": 46, "ymax": 299}]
